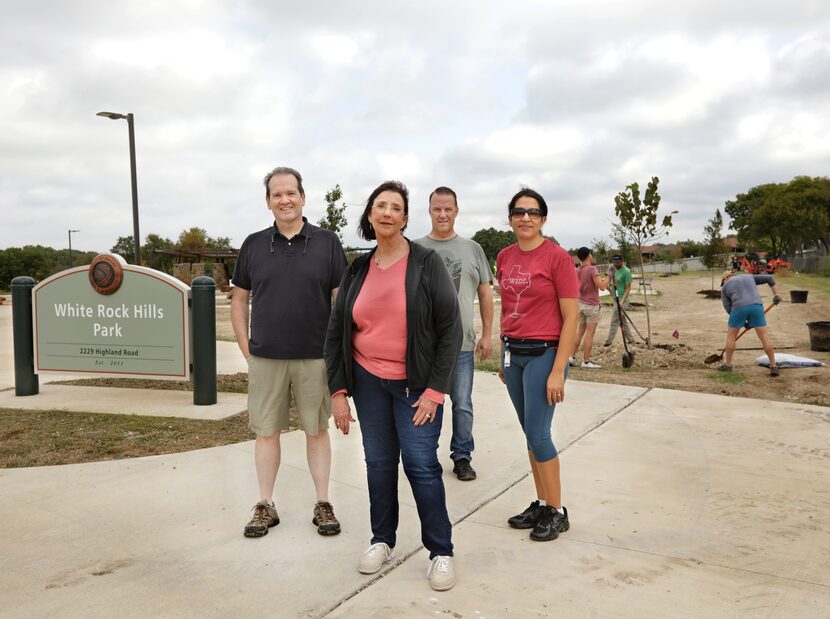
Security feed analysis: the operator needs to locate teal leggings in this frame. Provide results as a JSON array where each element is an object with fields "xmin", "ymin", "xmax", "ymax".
[{"xmin": 500, "ymin": 346, "xmax": 564, "ymax": 462}]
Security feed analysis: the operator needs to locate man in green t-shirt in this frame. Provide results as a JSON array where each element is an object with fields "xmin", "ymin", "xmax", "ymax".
[
  {"xmin": 415, "ymin": 186, "xmax": 494, "ymax": 482},
  {"xmin": 603, "ymin": 254, "xmax": 635, "ymax": 346}
]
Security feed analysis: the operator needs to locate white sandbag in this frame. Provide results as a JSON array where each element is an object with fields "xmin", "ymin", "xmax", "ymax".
[{"xmin": 755, "ymin": 353, "xmax": 825, "ymax": 368}]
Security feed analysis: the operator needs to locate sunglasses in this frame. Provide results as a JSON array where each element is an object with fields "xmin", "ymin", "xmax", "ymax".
[{"xmin": 510, "ymin": 207, "xmax": 543, "ymax": 220}]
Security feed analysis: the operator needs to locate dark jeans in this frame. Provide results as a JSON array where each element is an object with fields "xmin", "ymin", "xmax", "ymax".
[{"xmin": 351, "ymin": 361, "xmax": 453, "ymax": 559}]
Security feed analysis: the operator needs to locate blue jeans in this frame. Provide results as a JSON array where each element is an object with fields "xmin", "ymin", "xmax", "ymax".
[
  {"xmin": 449, "ymin": 351, "xmax": 475, "ymax": 463},
  {"xmin": 351, "ymin": 362, "xmax": 453, "ymax": 558},
  {"xmin": 500, "ymin": 347, "xmax": 565, "ymax": 462}
]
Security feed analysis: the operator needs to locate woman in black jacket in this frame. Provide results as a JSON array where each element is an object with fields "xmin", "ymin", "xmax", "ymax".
[{"xmin": 325, "ymin": 180, "xmax": 462, "ymax": 591}]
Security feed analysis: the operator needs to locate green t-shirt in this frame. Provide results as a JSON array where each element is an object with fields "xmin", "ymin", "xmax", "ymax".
[
  {"xmin": 414, "ymin": 235, "xmax": 492, "ymax": 352},
  {"xmin": 612, "ymin": 265, "xmax": 632, "ymax": 302}
]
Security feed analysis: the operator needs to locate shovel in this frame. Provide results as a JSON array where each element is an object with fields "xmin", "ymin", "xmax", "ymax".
[
  {"xmin": 703, "ymin": 303, "xmax": 774, "ymax": 364},
  {"xmin": 618, "ymin": 304, "xmax": 650, "ymax": 345},
  {"xmin": 610, "ymin": 288, "xmax": 635, "ymax": 368}
]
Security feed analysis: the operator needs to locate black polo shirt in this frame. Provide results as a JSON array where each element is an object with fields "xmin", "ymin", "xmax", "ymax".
[{"xmin": 232, "ymin": 218, "xmax": 347, "ymax": 359}]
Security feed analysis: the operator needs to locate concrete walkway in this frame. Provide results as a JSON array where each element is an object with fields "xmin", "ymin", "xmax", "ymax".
[{"xmin": 2, "ymin": 302, "xmax": 829, "ymax": 617}]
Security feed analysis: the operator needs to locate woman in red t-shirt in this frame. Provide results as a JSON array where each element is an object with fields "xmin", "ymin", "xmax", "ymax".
[{"xmin": 495, "ymin": 188, "xmax": 579, "ymax": 542}]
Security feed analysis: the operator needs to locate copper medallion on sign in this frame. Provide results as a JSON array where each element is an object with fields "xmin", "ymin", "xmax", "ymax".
[{"xmin": 88, "ymin": 254, "xmax": 124, "ymax": 295}]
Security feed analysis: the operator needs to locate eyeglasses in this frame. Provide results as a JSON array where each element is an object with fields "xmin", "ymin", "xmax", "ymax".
[{"xmin": 510, "ymin": 208, "xmax": 543, "ymax": 220}]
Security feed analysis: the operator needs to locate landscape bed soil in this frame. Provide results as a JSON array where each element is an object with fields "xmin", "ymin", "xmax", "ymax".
[
  {"xmin": 68, "ymin": 273, "xmax": 830, "ymax": 407},
  {"xmin": 558, "ymin": 272, "xmax": 830, "ymax": 407}
]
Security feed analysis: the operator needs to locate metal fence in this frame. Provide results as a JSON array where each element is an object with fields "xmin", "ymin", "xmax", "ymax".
[
  {"xmin": 789, "ymin": 254, "xmax": 830, "ymax": 274},
  {"xmin": 596, "ymin": 256, "xmax": 707, "ymax": 274}
]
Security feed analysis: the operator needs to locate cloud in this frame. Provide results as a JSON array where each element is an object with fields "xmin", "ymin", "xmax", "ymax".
[{"xmin": 1, "ymin": 0, "xmax": 829, "ymax": 256}]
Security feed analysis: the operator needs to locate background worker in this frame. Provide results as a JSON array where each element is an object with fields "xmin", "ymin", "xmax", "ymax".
[
  {"xmin": 603, "ymin": 254, "xmax": 635, "ymax": 347},
  {"xmin": 570, "ymin": 247, "xmax": 609, "ymax": 369},
  {"xmin": 719, "ymin": 271, "xmax": 782, "ymax": 376},
  {"xmin": 415, "ymin": 186, "xmax": 494, "ymax": 481}
]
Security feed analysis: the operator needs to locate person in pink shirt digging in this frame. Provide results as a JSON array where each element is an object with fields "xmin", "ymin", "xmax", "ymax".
[{"xmin": 569, "ymin": 246, "xmax": 609, "ymax": 369}]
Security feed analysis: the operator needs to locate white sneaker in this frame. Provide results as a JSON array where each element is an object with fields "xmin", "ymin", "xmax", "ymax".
[
  {"xmin": 358, "ymin": 542, "xmax": 392, "ymax": 574},
  {"xmin": 581, "ymin": 360, "xmax": 601, "ymax": 369},
  {"xmin": 427, "ymin": 555, "xmax": 456, "ymax": 591},
  {"xmin": 568, "ymin": 356, "xmax": 578, "ymax": 367}
]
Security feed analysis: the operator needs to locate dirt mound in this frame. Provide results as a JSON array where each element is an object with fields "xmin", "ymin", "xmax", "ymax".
[
  {"xmin": 592, "ymin": 341, "xmax": 703, "ymax": 369},
  {"xmin": 697, "ymin": 290, "xmax": 721, "ymax": 299},
  {"xmin": 652, "ymin": 343, "xmax": 689, "ymax": 352}
]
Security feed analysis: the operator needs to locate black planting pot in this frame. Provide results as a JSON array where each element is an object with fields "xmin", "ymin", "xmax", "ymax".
[{"xmin": 806, "ymin": 321, "xmax": 830, "ymax": 352}]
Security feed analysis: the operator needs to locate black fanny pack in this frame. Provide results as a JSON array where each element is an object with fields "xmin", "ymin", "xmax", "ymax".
[{"xmin": 502, "ymin": 336, "xmax": 558, "ymax": 356}]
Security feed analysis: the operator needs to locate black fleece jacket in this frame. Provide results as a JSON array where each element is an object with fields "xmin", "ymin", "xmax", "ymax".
[{"xmin": 325, "ymin": 240, "xmax": 462, "ymax": 396}]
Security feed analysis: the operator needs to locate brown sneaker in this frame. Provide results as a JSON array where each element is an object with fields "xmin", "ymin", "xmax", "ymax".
[
  {"xmin": 244, "ymin": 500, "xmax": 279, "ymax": 538},
  {"xmin": 312, "ymin": 501, "xmax": 341, "ymax": 536}
]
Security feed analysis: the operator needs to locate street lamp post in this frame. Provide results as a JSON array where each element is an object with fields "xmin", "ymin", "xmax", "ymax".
[
  {"xmin": 68, "ymin": 229, "xmax": 80, "ymax": 267},
  {"xmin": 97, "ymin": 111, "xmax": 141, "ymax": 264}
]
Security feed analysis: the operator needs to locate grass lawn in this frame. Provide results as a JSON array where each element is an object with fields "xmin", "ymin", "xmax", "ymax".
[
  {"xmin": 781, "ymin": 273, "xmax": 830, "ymax": 297},
  {"xmin": 54, "ymin": 373, "xmax": 249, "ymax": 392},
  {"xmin": 707, "ymin": 371, "xmax": 747, "ymax": 385},
  {"xmin": 0, "ymin": 409, "xmax": 259, "ymax": 468},
  {"xmin": 475, "ymin": 358, "xmax": 501, "ymax": 372},
  {"xmin": 1, "ymin": 373, "xmax": 301, "ymax": 468}
]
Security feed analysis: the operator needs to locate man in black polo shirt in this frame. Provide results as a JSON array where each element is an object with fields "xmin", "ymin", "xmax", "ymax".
[{"xmin": 232, "ymin": 166, "xmax": 347, "ymax": 538}]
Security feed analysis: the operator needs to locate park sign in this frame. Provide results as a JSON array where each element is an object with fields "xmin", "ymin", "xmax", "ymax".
[{"xmin": 33, "ymin": 254, "xmax": 190, "ymax": 379}]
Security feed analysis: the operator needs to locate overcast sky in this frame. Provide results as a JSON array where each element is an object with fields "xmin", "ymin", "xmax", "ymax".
[{"xmin": 2, "ymin": 0, "xmax": 829, "ymax": 254}]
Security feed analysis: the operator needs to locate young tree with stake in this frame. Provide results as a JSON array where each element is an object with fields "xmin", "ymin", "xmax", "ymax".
[{"xmin": 613, "ymin": 177, "xmax": 676, "ymax": 349}]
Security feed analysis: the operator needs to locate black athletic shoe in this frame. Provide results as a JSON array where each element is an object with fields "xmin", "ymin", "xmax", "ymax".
[
  {"xmin": 769, "ymin": 366, "xmax": 780, "ymax": 377},
  {"xmin": 507, "ymin": 500, "xmax": 544, "ymax": 529},
  {"xmin": 530, "ymin": 506, "xmax": 570, "ymax": 541},
  {"xmin": 453, "ymin": 459, "xmax": 477, "ymax": 481}
]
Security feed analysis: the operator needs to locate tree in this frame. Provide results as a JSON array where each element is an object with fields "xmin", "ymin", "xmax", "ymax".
[
  {"xmin": 725, "ymin": 177, "xmax": 830, "ymax": 256},
  {"xmin": 658, "ymin": 249, "xmax": 678, "ymax": 274},
  {"xmin": 142, "ymin": 234, "xmax": 175, "ymax": 273},
  {"xmin": 318, "ymin": 184, "xmax": 348, "ymax": 241},
  {"xmin": 701, "ymin": 209, "xmax": 727, "ymax": 289},
  {"xmin": 613, "ymin": 176, "xmax": 676, "ymax": 348},
  {"xmin": 677, "ymin": 239, "xmax": 705, "ymax": 258},
  {"xmin": 610, "ymin": 224, "xmax": 636, "ymax": 265},
  {"xmin": 111, "ymin": 235, "xmax": 136, "ymax": 263},
  {"xmin": 0, "ymin": 245, "xmax": 98, "ymax": 289},
  {"xmin": 176, "ymin": 227, "xmax": 231, "ymax": 249},
  {"xmin": 591, "ymin": 237, "xmax": 611, "ymax": 265},
  {"xmin": 472, "ymin": 227, "xmax": 515, "ymax": 268}
]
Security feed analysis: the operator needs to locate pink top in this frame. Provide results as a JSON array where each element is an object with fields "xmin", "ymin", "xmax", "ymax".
[
  {"xmin": 345, "ymin": 254, "xmax": 443, "ymax": 404},
  {"xmin": 496, "ymin": 240, "xmax": 579, "ymax": 339},
  {"xmin": 577, "ymin": 264, "xmax": 600, "ymax": 305}
]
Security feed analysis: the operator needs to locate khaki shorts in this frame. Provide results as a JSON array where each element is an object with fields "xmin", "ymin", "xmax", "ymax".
[
  {"xmin": 578, "ymin": 303, "xmax": 601, "ymax": 325},
  {"xmin": 246, "ymin": 356, "xmax": 331, "ymax": 436}
]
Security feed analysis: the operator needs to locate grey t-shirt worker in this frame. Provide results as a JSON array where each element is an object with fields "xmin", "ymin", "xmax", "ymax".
[
  {"xmin": 414, "ymin": 185, "xmax": 494, "ymax": 483},
  {"xmin": 721, "ymin": 274, "xmax": 776, "ymax": 314},
  {"xmin": 233, "ymin": 219, "xmax": 347, "ymax": 358},
  {"xmin": 414, "ymin": 235, "xmax": 492, "ymax": 351}
]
